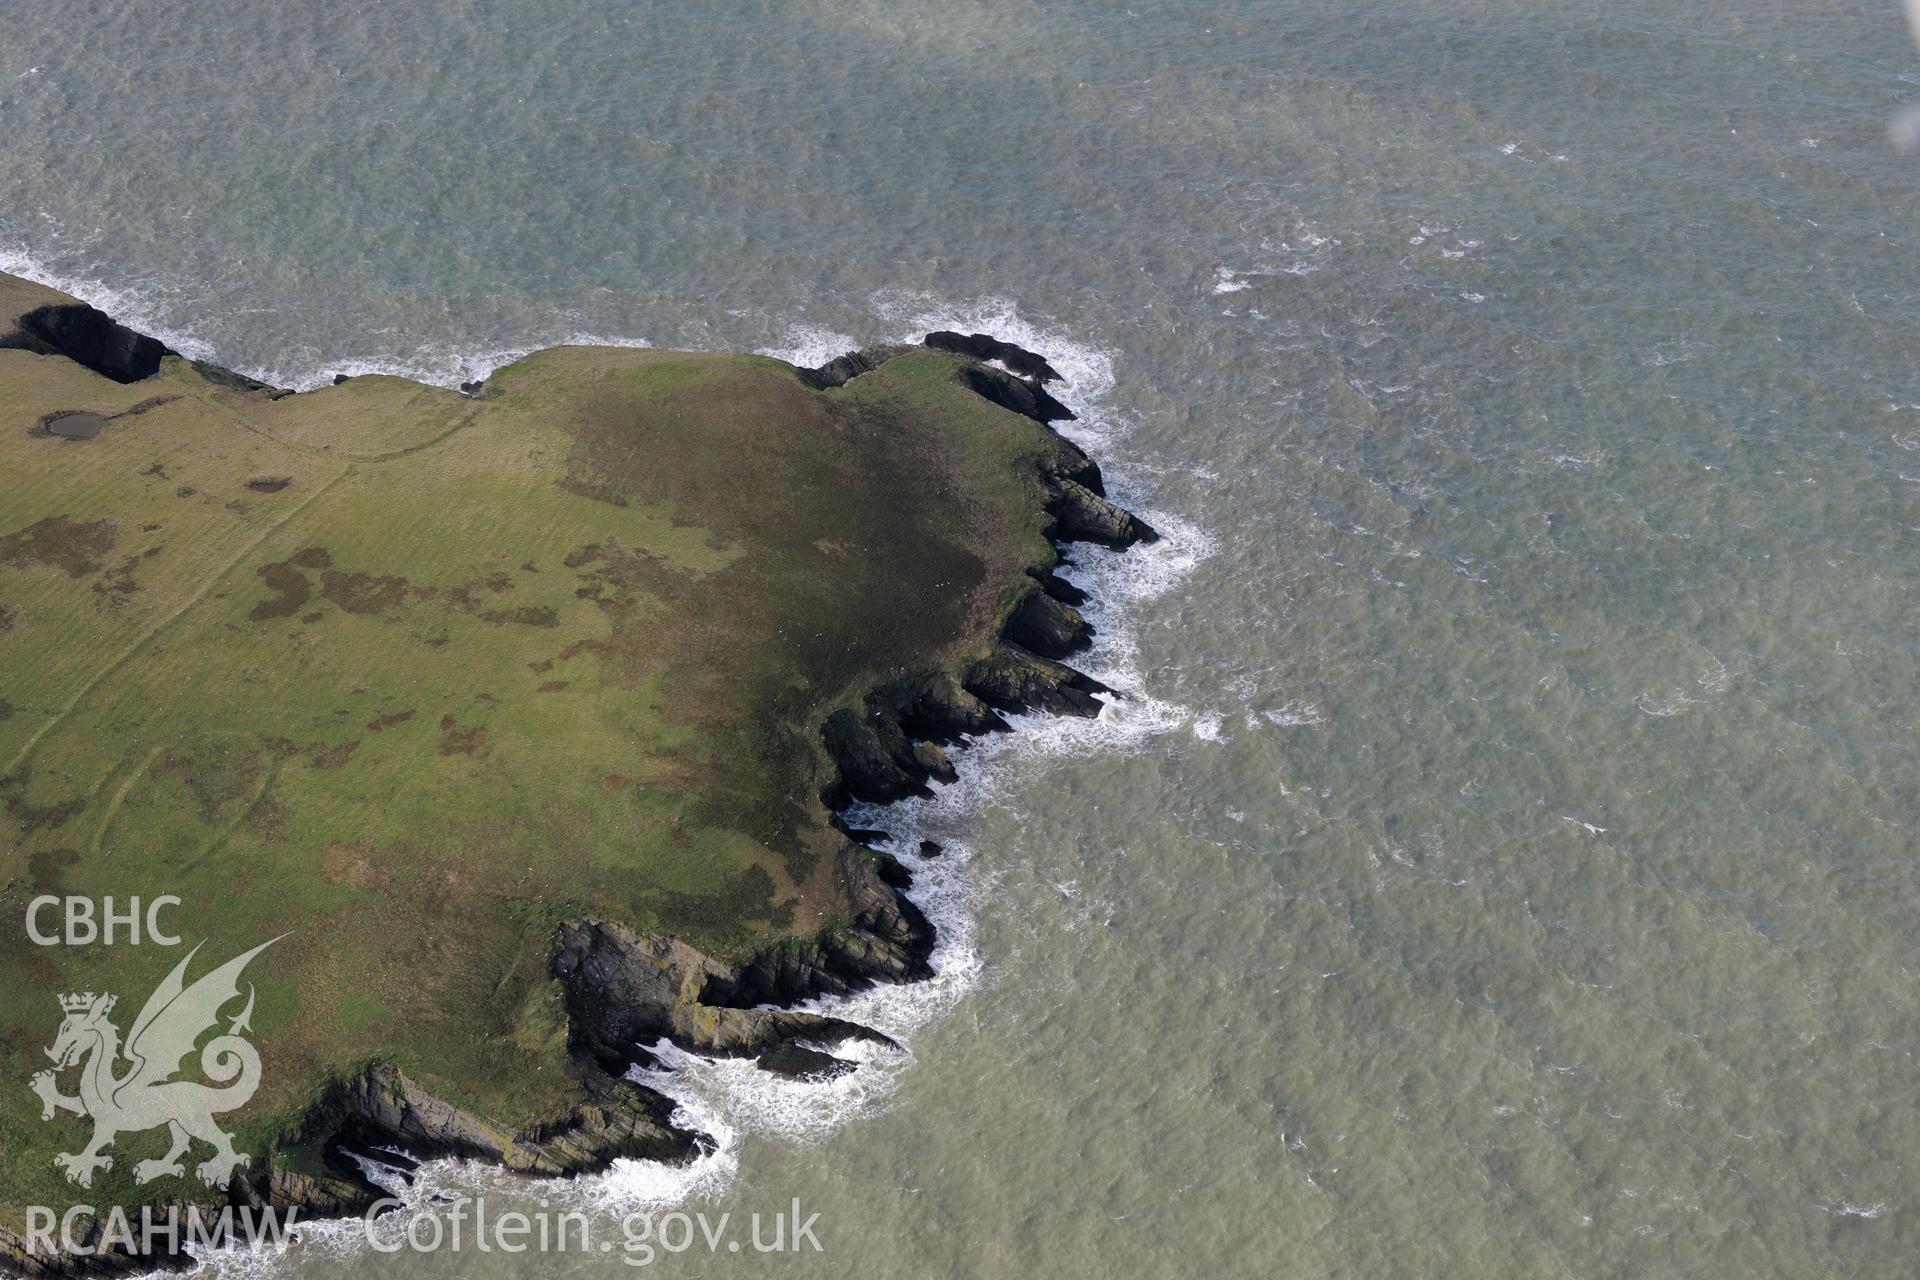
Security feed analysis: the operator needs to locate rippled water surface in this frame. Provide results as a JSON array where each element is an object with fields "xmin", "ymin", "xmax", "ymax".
[{"xmin": 8, "ymin": 1, "xmax": 1920, "ymax": 1275}]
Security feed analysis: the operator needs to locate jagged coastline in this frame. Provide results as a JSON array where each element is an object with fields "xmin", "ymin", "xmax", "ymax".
[{"xmin": 0, "ymin": 290, "xmax": 1155, "ymax": 1277}]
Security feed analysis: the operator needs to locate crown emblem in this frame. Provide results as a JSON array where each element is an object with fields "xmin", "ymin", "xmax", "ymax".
[{"xmin": 58, "ymin": 992, "xmax": 113, "ymax": 1016}]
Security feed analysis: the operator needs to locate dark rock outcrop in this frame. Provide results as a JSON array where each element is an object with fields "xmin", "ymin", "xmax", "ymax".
[
  {"xmin": 1003, "ymin": 588, "xmax": 1092, "ymax": 658},
  {"xmin": 0, "ymin": 300, "xmax": 293, "ymax": 396},
  {"xmin": 756, "ymin": 1043, "xmax": 857, "ymax": 1082},
  {"xmin": 963, "ymin": 643, "xmax": 1110, "ymax": 718},
  {"xmin": 959, "ymin": 365, "xmax": 1075, "ymax": 424},
  {"xmin": 817, "ymin": 669, "xmax": 1023, "ymax": 808},
  {"xmin": 923, "ymin": 331, "xmax": 1063, "ymax": 384},
  {"xmin": 833, "ymin": 818, "xmax": 893, "ymax": 847},
  {"xmin": 309, "ymin": 1063, "xmax": 697, "ymax": 1175},
  {"xmin": 868, "ymin": 847, "xmax": 914, "ymax": 889},
  {"xmin": 1029, "ymin": 566, "xmax": 1088, "ymax": 606},
  {"xmin": 549, "ymin": 884, "xmax": 919, "ymax": 1076},
  {"xmin": 1, "ymin": 303, "xmax": 174, "ymax": 384},
  {"xmin": 550, "ymin": 916, "xmax": 903, "ymax": 1062},
  {"xmin": 805, "ymin": 334, "xmax": 1071, "ymax": 421},
  {"xmin": 804, "ymin": 343, "xmax": 912, "ymax": 389},
  {"xmin": 0, "ymin": 1064, "xmax": 699, "ymax": 1278},
  {"xmin": 714, "ymin": 844, "xmax": 936, "ymax": 1008},
  {"xmin": 821, "ymin": 705, "xmax": 930, "ymax": 803},
  {"xmin": 1043, "ymin": 476, "xmax": 1157, "ymax": 547},
  {"xmin": 188, "ymin": 360, "xmax": 292, "ymax": 398}
]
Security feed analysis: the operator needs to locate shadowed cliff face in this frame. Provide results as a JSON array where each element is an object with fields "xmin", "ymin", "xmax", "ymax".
[{"xmin": 0, "ymin": 303, "xmax": 175, "ymax": 383}]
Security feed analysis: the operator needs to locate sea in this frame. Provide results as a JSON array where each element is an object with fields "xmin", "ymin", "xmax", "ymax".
[{"xmin": 6, "ymin": 1, "xmax": 1920, "ymax": 1275}]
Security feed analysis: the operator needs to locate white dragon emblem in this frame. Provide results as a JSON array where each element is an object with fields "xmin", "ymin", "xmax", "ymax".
[{"xmin": 30, "ymin": 937, "xmax": 282, "ymax": 1188}]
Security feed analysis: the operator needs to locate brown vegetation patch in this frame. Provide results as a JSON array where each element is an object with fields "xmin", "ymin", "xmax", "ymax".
[
  {"xmin": 249, "ymin": 798, "xmax": 287, "ymax": 842},
  {"xmin": 250, "ymin": 559, "xmax": 312, "ymax": 621},
  {"xmin": 321, "ymin": 569, "xmax": 413, "ymax": 615},
  {"xmin": 0, "ymin": 699, "xmax": 12, "ymax": 721},
  {"xmin": 90, "ymin": 553, "xmax": 143, "ymax": 605},
  {"xmin": 246, "ymin": 477, "xmax": 292, "ymax": 494},
  {"xmin": 537, "ymin": 681, "xmax": 569, "ymax": 693},
  {"xmin": 310, "ymin": 741, "xmax": 359, "ymax": 769},
  {"xmin": 558, "ymin": 475, "xmax": 628, "ymax": 506},
  {"xmin": 0, "ymin": 515, "xmax": 116, "ymax": 578},
  {"xmin": 367, "ymin": 709, "xmax": 415, "ymax": 732},
  {"xmin": 6, "ymin": 791, "xmax": 87, "ymax": 835},
  {"xmin": 27, "ymin": 847, "xmax": 79, "ymax": 895},
  {"xmin": 249, "ymin": 547, "xmax": 335, "ymax": 620},
  {"xmin": 528, "ymin": 658, "xmax": 554, "ymax": 673},
  {"xmin": 657, "ymin": 864, "xmax": 786, "ymax": 931},
  {"xmin": 438, "ymin": 715, "xmax": 487, "ymax": 756},
  {"xmin": 321, "ymin": 837, "xmax": 391, "ymax": 891},
  {"xmin": 152, "ymin": 744, "xmax": 270, "ymax": 826},
  {"xmin": 481, "ymin": 605, "xmax": 559, "ymax": 627},
  {"xmin": 0, "ymin": 604, "xmax": 13, "ymax": 633},
  {"xmin": 566, "ymin": 541, "xmax": 687, "ymax": 613}
]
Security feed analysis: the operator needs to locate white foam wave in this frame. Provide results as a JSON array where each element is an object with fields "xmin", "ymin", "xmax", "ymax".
[
  {"xmin": 0, "ymin": 239, "xmax": 221, "ymax": 364},
  {"xmin": 1212, "ymin": 267, "xmax": 1252, "ymax": 294},
  {"xmin": 0, "ymin": 238, "xmax": 661, "ymax": 392},
  {"xmin": 1261, "ymin": 701, "xmax": 1327, "ymax": 728},
  {"xmin": 755, "ymin": 322, "xmax": 860, "ymax": 370}
]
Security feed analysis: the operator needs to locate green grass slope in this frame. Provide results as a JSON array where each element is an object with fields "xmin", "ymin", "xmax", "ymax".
[{"xmin": 0, "ymin": 273, "xmax": 1070, "ymax": 1220}]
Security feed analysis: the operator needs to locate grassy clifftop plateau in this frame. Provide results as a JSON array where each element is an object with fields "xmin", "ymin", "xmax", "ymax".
[{"xmin": 0, "ymin": 271, "xmax": 1152, "ymax": 1260}]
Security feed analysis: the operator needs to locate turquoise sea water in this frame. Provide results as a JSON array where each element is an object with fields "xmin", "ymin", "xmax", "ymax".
[{"xmin": 7, "ymin": 2, "xmax": 1920, "ymax": 1275}]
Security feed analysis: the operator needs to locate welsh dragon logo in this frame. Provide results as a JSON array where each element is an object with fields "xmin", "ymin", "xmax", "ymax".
[{"xmin": 30, "ymin": 938, "xmax": 281, "ymax": 1188}]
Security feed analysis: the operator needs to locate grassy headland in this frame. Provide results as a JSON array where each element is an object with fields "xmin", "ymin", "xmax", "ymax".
[{"xmin": 0, "ymin": 271, "xmax": 1149, "ymax": 1268}]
